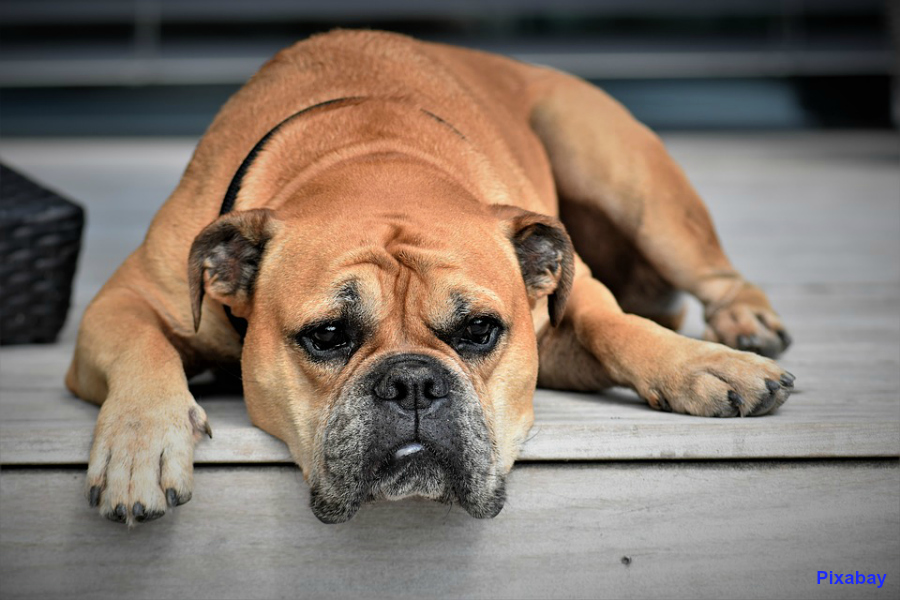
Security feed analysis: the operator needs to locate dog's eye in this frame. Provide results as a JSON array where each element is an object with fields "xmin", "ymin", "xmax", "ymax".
[
  {"xmin": 462, "ymin": 318, "xmax": 494, "ymax": 344},
  {"xmin": 454, "ymin": 316, "xmax": 502, "ymax": 354},
  {"xmin": 296, "ymin": 321, "xmax": 355, "ymax": 360},
  {"xmin": 310, "ymin": 324, "xmax": 348, "ymax": 351}
]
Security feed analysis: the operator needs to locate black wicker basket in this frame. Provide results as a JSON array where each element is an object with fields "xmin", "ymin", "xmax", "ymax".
[{"xmin": 0, "ymin": 164, "xmax": 84, "ymax": 345}]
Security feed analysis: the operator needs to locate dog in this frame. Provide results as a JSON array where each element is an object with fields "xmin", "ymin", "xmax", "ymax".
[{"xmin": 66, "ymin": 30, "xmax": 794, "ymax": 525}]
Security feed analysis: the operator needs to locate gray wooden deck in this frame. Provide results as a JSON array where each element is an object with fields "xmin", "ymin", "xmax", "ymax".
[{"xmin": 1, "ymin": 132, "xmax": 898, "ymax": 599}]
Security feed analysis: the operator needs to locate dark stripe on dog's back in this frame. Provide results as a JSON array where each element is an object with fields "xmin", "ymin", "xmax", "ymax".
[
  {"xmin": 219, "ymin": 97, "xmax": 363, "ymax": 216},
  {"xmin": 420, "ymin": 108, "xmax": 466, "ymax": 140}
]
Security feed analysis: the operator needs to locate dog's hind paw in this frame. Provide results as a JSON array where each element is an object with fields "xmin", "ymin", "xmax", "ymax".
[
  {"xmin": 85, "ymin": 394, "xmax": 210, "ymax": 526},
  {"xmin": 702, "ymin": 282, "xmax": 791, "ymax": 358}
]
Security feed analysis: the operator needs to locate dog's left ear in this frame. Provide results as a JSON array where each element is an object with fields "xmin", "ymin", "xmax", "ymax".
[
  {"xmin": 491, "ymin": 205, "xmax": 574, "ymax": 326},
  {"xmin": 187, "ymin": 209, "xmax": 275, "ymax": 332}
]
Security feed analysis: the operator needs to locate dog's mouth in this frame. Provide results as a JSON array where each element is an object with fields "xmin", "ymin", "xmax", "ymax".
[
  {"xmin": 310, "ymin": 439, "xmax": 506, "ymax": 524},
  {"xmin": 307, "ymin": 354, "xmax": 506, "ymax": 523},
  {"xmin": 369, "ymin": 441, "xmax": 453, "ymax": 501}
]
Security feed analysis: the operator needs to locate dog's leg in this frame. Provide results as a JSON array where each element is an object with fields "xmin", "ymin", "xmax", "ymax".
[
  {"xmin": 66, "ymin": 286, "xmax": 210, "ymax": 525},
  {"xmin": 539, "ymin": 271, "xmax": 793, "ymax": 416},
  {"xmin": 529, "ymin": 74, "xmax": 790, "ymax": 357},
  {"xmin": 558, "ymin": 200, "xmax": 687, "ymax": 332}
]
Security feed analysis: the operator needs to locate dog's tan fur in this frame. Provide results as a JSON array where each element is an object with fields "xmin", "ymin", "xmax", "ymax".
[{"xmin": 67, "ymin": 31, "xmax": 792, "ymax": 525}]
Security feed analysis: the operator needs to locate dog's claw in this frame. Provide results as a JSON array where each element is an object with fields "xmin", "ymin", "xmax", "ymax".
[
  {"xmin": 89, "ymin": 486, "xmax": 101, "ymax": 508},
  {"xmin": 777, "ymin": 330, "xmax": 793, "ymax": 350},
  {"xmin": 189, "ymin": 406, "xmax": 212, "ymax": 440},
  {"xmin": 143, "ymin": 510, "xmax": 165, "ymax": 522},
  {"xmin": 715, "ymin": 390, "xmax": 744, "ymax": 417},
  {"xmin": 107, "ymin": 503, "xmax": 127, "ymax": 523},
  {"xmin": 166, "ymin": 488, "xmax": 191, "ymax": 507},
  {"xmin": 780, "ymin": 373, "xmax": 795, "ymax": 388},
  {"xmin": 658, "ymin": 395, "xmax": 672, "ymax": 412},
  {"xmin": 131, "ymin": 502, "xmax": 163, "ymax": 523},
  {"xmin": 737, "ymin": 335, "xmax": 763, "ymax": 354},
  {"xmin": 750, "ymin": 381, "xmax": 783, "ymax": 416}
]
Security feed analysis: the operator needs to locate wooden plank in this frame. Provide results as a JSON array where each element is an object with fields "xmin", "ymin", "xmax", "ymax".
[
  {"xmin": 1, "ymin": 461, "xmax": 897, "ymax": 600},
  {"xmin": 2, "ymin": 375, "xmax": 897, "ymax": 465},
  {"xmin": 666, "ymin": 132, "xmax": 900, "ymax": 286}
]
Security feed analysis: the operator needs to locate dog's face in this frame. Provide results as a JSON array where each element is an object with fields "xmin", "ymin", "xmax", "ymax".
[{"xmin": 188, "ymin": 162, "xmax": 572, "ymax": 522}]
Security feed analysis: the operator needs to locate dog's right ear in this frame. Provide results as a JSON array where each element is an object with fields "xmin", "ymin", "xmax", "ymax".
[
  {"xmin": 490, "ymin": 205, "xmax": 575, "ymax": 327},
  {"xmin": 187, "ymin": 209, "xmax": 275, "ymax": 332}
]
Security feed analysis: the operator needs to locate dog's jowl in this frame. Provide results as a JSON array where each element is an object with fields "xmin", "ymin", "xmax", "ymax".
[{"xmin": 67, "ymin": 30, "xmax": 794, "ymax": 525}]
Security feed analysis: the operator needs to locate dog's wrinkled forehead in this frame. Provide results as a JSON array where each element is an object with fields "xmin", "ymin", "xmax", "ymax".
[{"xmin": 259, "ymin": 214, "xmax": 521, "ymax": 332}]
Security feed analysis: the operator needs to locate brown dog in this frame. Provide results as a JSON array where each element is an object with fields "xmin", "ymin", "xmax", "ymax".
[{"xmin": 67, "ymin": 30, "xmax": 793, "ymax": 525}]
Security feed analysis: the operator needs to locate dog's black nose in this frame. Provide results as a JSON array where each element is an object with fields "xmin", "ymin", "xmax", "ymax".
[{"xmin": 373, "ymin": 358, "xmax": 449, "ymax": 413}]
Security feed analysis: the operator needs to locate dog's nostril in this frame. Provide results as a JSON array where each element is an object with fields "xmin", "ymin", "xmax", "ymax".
[
  {"xmin": 425, "ymin": 377, "xmax": 448, "ymax": 400},
  {"xmin": 374, "ymin": 378, "xmax": 406, "ymax": 401}
]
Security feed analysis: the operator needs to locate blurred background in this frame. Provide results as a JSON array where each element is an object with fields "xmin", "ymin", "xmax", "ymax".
[{"xmin": 1, "ymin": 0, "xmax": 898, "ymax": 135}]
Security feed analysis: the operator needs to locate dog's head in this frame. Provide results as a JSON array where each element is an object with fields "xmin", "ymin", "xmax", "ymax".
[{"xmin": 188, "ymin": 160, "xmax": 573, "ymax": 522}]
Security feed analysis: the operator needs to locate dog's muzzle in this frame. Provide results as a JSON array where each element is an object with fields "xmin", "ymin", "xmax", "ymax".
[{"xmin": 309, "ymin": 353, "xmax": 506, "ymax": 523}]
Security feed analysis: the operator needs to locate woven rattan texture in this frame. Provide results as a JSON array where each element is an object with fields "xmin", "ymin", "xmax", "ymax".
[{"xmin": 0, "ymin": 164, "xmax": 84, "ymax": 344}]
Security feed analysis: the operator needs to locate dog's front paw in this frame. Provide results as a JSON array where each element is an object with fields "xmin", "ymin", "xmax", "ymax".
[
  {"xmin": 86, "ymin": 394, "xmax": 211, "ymax": 525},
  {"xmin": 703, "ymin": 282, "xmax": 791, "ymax": 358},
  {"xmin": 641, "ymin": 339, "xmax": 795, "ymax": 417}
]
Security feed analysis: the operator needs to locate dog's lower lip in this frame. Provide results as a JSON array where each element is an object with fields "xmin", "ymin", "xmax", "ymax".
[{"xmin": 394, "ymin": 442, "xmax": 424, "ymax": 459}]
